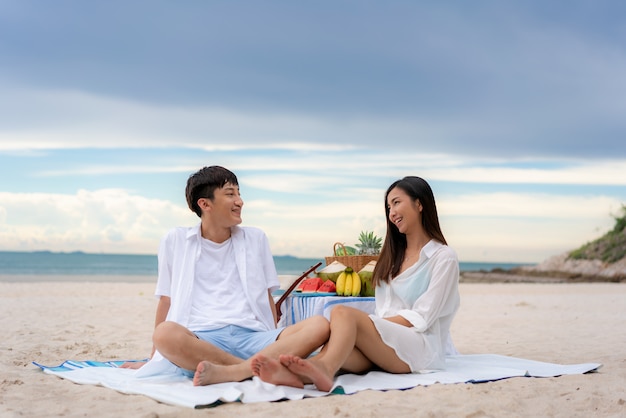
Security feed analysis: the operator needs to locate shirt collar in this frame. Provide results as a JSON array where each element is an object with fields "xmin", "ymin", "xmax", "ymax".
[
  {"xmin": 422, "ymin": 239, "xmax": 443, "ymax": 258},
  {"xmin": 186, "ymin": 222, "xmax": 202, "ymax": 240}
]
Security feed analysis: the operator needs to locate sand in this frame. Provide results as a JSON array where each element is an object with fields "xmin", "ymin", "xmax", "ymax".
[{"xmin": 1, "ymin": 279, "xmax": 624, "ymax": 417}]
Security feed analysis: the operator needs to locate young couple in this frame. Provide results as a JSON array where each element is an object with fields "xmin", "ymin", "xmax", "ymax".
[{"xmin": 123, "ymin": 165, "xmax": 460, "ymax": 392}]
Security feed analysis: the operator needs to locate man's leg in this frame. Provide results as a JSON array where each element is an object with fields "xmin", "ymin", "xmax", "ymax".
[
  {"xmin": 152, "ymin": 321, "xmax": 243, "ymax": 371},
  {"xmin": 193, "ymin": 315, "xmax": 330, "ymax": 386}
]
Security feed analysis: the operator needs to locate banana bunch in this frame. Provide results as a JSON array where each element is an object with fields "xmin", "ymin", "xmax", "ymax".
[{"xmin": 335, "ymin": 267, "xmax": 361, "ymax": 296}]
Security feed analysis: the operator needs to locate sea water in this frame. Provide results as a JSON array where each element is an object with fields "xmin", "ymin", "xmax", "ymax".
[{"xmin": 0, "ymin": 251, "xmax": 528, "ymax": 282}]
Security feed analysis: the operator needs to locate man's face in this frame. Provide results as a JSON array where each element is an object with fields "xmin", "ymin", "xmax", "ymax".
[{"xmin": 206, "ymin": 182, "xmax": 243, "ymax": 227}]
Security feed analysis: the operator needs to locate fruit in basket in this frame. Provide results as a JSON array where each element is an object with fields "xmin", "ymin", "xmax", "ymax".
[
  {"xmin": 318, "ymin": 280, "xmax": 336, "ymax": 293},
  {"xmin": 316, "ymin": 261, "xmax": 347, "ymax": 282},
  {"xmin": 335, "ymin": 267, "xmax": 361, "ymax": 297},
  {"xmin": 299, "ymin": 277, "xmax": 323, "ymax": 293},
  {"xmin": 334, "ymin": 245, "xmax": 357, "ymax": 256},
  {"xmin": 355, "ymin": 230, "xmax": 382, "ymax": 255},
  {"xmin": 336, "ymin": 271, "xmax": 347, "ymax": 295},
  {"xmin": 358, "ymin": 260, "xmax": 377, "ymax": 297}
]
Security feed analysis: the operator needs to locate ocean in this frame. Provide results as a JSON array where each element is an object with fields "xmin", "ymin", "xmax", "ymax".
[{"xmin": 0, "ymin": 251, "xmax": 528, "ymax": 282}]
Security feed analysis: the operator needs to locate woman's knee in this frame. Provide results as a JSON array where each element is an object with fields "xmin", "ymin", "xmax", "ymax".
[{"xmin": 329, "ymin": 305, "xmax": 359, "ymax": 321}]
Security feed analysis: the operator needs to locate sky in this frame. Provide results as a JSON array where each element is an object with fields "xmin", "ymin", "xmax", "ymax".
[{"xmin": 1, "ymin": 0, "xmax": 625, "ymax": 263}]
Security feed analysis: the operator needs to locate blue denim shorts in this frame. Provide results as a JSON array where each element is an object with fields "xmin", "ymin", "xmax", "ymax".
[
  {"xmin": 194, "ymin": 325, "xmax": 284, "ymax": 359},
  {"xmin": 180, "ymin": 325, "xmax": 284, "ymax": 377}
]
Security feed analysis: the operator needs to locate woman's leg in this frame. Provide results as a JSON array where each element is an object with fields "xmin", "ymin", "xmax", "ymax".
[{"xmin": 281, "ymin": 305, "xmax": 410, "ymax": 391}]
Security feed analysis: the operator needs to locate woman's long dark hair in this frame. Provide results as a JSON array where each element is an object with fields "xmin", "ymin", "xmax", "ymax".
[{"xmin": 373, "ymin": 176, "xmax": 447, "ymax": 286}]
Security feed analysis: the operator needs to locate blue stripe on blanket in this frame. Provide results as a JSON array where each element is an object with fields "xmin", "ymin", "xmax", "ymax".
[{"xmin": 33, "ymin": 359, "xmax": 147, "ymax": 372}]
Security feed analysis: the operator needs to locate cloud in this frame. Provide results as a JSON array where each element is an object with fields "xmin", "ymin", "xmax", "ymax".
[
  {"xmin": 424, "ymin": 160, "xmax": 626, "ymax": 186},
  {"xmin": 438, "ymin": 192, "xmax": 620, "ymax": 220},
  {"xmin": 0, "ymin": 190, "xmax": 193, "ymax": 254},
  {"xmin": 2, "ymin": 0, "xmax": 626, "ymax": 160},
  {"xmin": 0, "ymin": 184, "xmax": 620, "ymax": 262},
  {"xmin": 439, "ymin": 192, "xmax": 620, "ymax": 262},
  {"xmin": 23, "ymin": 146, "xmax": 626, "ymax": 189},
  {"xmin": 1, "ymin": 2, "xmax": 625, "ymax": 264}
]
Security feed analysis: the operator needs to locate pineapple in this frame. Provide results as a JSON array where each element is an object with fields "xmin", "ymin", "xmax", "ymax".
[{"xmin": 355, "ymin": 230, "xmax": 382, "ymax": 255}]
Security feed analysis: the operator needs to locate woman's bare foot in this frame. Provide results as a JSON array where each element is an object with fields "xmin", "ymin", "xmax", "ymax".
[
  {"xmin": 250, "ymin": 354, "xmax": 304, "ymax": 388},
  {"xmin": 280, "ymin": 354, "xmax": 334, "ymax": 392}
]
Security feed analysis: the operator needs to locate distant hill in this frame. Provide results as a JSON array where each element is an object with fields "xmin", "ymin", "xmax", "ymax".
[
  {"xmin": 568, "ymin": 205, "xmax": 626, "ymax": 263},
  {"xmin": 462, "ymin": 206, "xmax": 626, "ymax": 283},
  {"xmin": 514, "ymin": 205, "xmax": 626, "ymax": 281}
]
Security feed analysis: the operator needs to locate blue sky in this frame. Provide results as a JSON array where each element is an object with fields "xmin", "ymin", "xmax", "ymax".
[{"xmin": 1, "ymin": 1, "xmax": 625, "ymax": 263}]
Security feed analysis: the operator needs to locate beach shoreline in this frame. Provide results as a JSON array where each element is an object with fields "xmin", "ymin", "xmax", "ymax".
[
  {"xmin": 1, "ymin": 280, "xmax": 624, "ymax": 417},
  {"xmin": 459, "ymin": 270, "xmax": 626, "ymax": 283},
  {"xmin": 3, "ymin": 267, "xmax": 624, "ymax": 286}
]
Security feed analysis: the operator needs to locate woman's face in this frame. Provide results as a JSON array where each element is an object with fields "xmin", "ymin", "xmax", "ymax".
[{"xmin": 387, "ymin": 186, "xmax": 422, "ymax": 234}]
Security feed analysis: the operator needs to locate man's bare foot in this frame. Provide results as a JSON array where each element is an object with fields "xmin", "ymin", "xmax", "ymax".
[
  {"xmin": 279, "ymin": 354, "xmax": 334, "ymax": 392},
  {"xmin": 193, "ymin": 361, "xmax": 225, "ymax": 386},
  {"xmin": 250, "ymin": 354, "xmax": 304, "ymax": 388}
]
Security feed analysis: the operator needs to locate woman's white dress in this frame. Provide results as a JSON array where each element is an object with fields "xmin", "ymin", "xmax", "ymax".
[{"xmin": 369, "ymin": 240, "xmax": 460, "ymax": 372}]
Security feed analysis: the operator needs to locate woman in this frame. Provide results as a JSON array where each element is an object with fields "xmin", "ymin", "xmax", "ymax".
[{"xmin": 252, "ymin": 176, "xmax": 460, "ymax": 391}]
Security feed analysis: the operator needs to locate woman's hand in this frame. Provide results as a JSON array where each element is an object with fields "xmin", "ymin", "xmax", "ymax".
[{"xmin": 383, "ymin": 315, "xmax": 412, "ymax": 327}]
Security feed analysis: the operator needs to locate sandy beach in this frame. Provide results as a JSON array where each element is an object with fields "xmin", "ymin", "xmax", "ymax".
[{"xmin": 1, "ymin": 279, "xmax": 624, "ymax": 417}]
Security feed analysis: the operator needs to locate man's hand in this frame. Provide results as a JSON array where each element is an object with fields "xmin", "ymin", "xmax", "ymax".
[{"xmin": 119, "ymin": 360, "xmax": 147, "ymax": 369}]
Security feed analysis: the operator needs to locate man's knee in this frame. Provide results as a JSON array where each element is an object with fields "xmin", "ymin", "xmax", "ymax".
[
  {"xmin": 153, "ymin": 321, "xmax": 182, "ymax": 348},
  {"xmin": 304, "ymin": 315, "xmax": 330, "ymax": 341},
  {"xmin": 303, "ymin": 315, "xmax": 329, "ymax": 329},
  {"xmin": 283, "ymin": 315, "xmax": 329, "ymax": 340}
]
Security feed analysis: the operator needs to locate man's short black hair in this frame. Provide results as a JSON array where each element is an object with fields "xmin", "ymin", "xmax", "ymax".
[{"xmin": 185, "ymin": 166, "xmax": 239, "ymax": 217}]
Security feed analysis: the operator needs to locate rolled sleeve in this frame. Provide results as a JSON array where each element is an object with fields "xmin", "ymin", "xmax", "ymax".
[
  {"xmin": 398, "ymin": 309, "xmax": 428, "ymax": 331},
  {"xmin": 412, "ymin": 256, "xmax": 458, "ymax": 328}
]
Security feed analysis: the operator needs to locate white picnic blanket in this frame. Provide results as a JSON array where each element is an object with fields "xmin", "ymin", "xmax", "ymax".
[{"xmin": 34, "ymin": 354, "xmax": 602, "ymax": 409}]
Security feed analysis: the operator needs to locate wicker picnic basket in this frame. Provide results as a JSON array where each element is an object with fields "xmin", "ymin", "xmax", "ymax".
[{"xmin": 324, "ymin": 242, "xmax": 379, "ymax": 272}]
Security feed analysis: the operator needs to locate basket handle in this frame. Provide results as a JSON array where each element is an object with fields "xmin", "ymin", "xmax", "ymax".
[
  {"xmin": 275, "ymin": 261, "xmax": 322, "ymax": 321},
  {"xmin": 332, "ymin": 242, "xmax": 347, "ymax": 256}
]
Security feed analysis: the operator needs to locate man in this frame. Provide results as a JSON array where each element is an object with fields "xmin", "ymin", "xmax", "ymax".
[{"xmin": 124, "ymin": 166, "xmax": 328, "ymax": 387}]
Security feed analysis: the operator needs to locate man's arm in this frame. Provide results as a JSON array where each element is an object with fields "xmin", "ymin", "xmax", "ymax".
[
  {"xmin": 155, "ymin": 296, "xmax": 171, "ymax": 329},
  {"xmin": 149, "ymin": 295, "xmax": 171, "ymax": 357},
  {"xmin": 268, "ymin": 290, "xmax": 278, "ymax": 326},
  {"xmin": 120, "ymin": 296, "xmax": 171, "ymax": 369}
]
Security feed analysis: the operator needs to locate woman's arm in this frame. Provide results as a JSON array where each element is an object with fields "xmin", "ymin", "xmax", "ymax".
[
  {"xmin": 397, "ymin": 252, "xmax": 460, "ymax": 331},
  {"xmin": 383, "ymin": 315, "xmax": 413, "ymax": 327}
]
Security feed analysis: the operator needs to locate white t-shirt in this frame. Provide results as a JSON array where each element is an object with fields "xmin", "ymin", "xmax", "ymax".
[
  {"xmin": 154, "ymin": 224, "xmax": 280, "ymax": 333},
  {"xmin": 187, "ymin": 237, "xmax": 261, "ymax": 331},
  {"xmin": 138, "ymin": 224, "xmax": 279, "ymax": 378}
]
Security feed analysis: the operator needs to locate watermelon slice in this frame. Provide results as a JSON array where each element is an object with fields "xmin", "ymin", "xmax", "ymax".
[
  {"xmin": 296, "ymin": 277, "xmax": 315, "ymax": 291},
  {"xmin": 317, "ymin": 280, "xmax": 336, "ymax": 294},
  {"xmin": 300, "ymin": 277, "xmax": 323, "ymax": 293}
]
